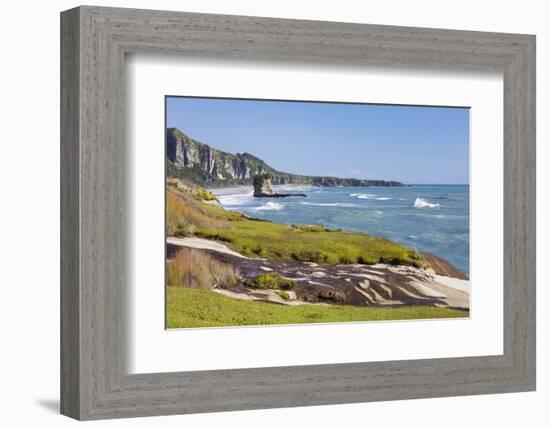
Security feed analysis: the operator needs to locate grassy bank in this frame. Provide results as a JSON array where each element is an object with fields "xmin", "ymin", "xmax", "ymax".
[
  {"xmin": 167, "ymin": 181, "xmax": 422, "ymax": 266},
  {"xmin": 167, "ymin": 287, "xmax": 468, "ymax": 328}
]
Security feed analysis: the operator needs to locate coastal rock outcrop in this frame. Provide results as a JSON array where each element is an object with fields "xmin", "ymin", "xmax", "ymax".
[
  {"xmin": 253, "ymin": 174, "xmax": 306, "ymax": 198},
  {"xmin": 167, "ymin": 127, "xmax": 406, "ymax": 188},
  {"xmin": 253, "ymin": 173, "xmax": 273, "ymax": 196}
]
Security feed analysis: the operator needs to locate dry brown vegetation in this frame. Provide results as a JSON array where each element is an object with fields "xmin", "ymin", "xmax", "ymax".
[
  {"xmin": 166, "ymin": 190, "xmax": 226, "ymax": 236},
  {"xmin": 167, "ymin": 247, "xmax": 239, "ymax": 289}
]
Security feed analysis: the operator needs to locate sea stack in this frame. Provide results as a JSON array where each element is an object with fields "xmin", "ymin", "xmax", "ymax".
[{"xmin": 253, "ymin": 174, "xmax": 306, "ymax": 198}]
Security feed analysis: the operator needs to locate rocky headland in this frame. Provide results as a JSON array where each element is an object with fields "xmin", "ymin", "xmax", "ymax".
[{"xmin": 167, "ymin": 127, "xmax": 406, "ymax": 188}]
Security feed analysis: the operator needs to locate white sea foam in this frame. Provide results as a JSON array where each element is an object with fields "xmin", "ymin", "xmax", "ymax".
[
  {"xmin": 217, "ymin": 192, "xmax": 254, "ymax": 206},
  {"xmin": 350, "ymin": 193, "xmax": 392, "ymax": 201},
  {"xmin": 413, "ymin": 197, "xmax": 441, "ymax": 208},
  {"xmin": 274, "ymin": 185, "xmax": 314, "ymax": 192},
  {"xmin": 301, "ymin": 202, "xmax": 360, "ymax": 208},
  {"xmin": 253, "ymin": 201, "xmax": 284, "ymax": 211}
]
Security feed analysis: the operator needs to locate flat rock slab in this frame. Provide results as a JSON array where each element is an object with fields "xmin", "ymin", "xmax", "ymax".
[{"xmin": 168, "ymin": 243, "xmax": 470, "ymax": 310}]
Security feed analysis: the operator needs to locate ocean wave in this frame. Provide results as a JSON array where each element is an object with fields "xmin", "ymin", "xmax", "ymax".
[
  {"xmin": 301, "ymin": 202, "xmax": 361, "ymax": 208},
  {"xmin": 350, "ymin": 193, "xmax": 375, "ymax": 197},
  {"xmin": 350, "ymin": 193, "xmax": 392, "ymax": 201},
  {"xmin": 217, "ymin": 192, "xmax": 254, "ymax": 206},
  {"xmin": 252, "ymin": 201, "xmax": 284, "ymax": 211},
  {"xmin": 274, "ymin": 185, "xmax": 314, "ymax": 192},
  {"xmin": 413, "ymin": 197, "xmax": 441, "ymax": 208}
]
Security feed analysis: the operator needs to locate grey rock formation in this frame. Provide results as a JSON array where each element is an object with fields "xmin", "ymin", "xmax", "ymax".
[
  {"xmin": 167, "ymin": 127, "xmax": 406, "ymax": 188},
  {"xmin": 253, "ymin": 174, "xmax": 306, "ymax": 198}
]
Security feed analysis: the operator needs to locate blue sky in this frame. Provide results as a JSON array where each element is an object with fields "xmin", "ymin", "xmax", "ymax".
[{"xmin": 166, "ymin": 97, "xmax": 469, "ymax": 184}]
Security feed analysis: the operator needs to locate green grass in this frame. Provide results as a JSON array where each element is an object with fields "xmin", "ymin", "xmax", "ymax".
[
  {"xmin": 166, "ymin": 288, "xmax": 468, "ymax": 328},
  {"xmin": 167, "ymin": 186, "xmax": 422, "ymax": 266},
  {"xmin": 195, "ymin": 213, "xmax": 420, "ymax": 265},
  {"xmin": 290, "ymin": 224, "xmax": 336, "ymax": 232}
]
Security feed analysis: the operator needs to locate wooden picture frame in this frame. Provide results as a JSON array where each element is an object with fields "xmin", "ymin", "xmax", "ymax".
[{"xmin": 61, "ymin": 5, "xmax": 536, "ymax": 420}]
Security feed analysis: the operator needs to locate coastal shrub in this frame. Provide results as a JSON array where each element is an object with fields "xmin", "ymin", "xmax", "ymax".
[
  {"xmin": 193, "ymin": 229, "xmax": 234, "ymax": 243},
  {"xmin": 276, "ymin": 290, "xmax": 290, "ymax": 300},
  {"xmin": 407, "ymin": 249, "xmax": 424, "ymax": 267},
  {"xmin": 291, "ymin": 250, "xmax": 330, "ymax": 263},
  {"xmin": 194, "ymin": 187, "xmax": 217, "ymax": 202},
  {"xmin": 244, "ymin": 272, "xmax": 295, "ymax": 290},
  {"xmin": 291, "ymin": 224, "xmax": 330, "ymax": 233},
  {"xmin": 251, "ymin": 246, "xmax": 264, "ymax": 256},
  {"xmin": 338, "ymin": 254, "xmax": 355, "ymax": 264},
  {"xmin": 175, "ymin": 223, "xmax": 196, "ymax": 237},
  {"xmin": 408, "ymin": 249, "xmax": 422, "ymax": 260},
  {"xmin": 357, "ymin": 255, "xmax": 378, "ymax": 265},
  {"xmin": 379, "ymin": 256, "xmax": 401, "ymax": 266},
  {"xmin": 167, "ymin": 248, "xmax": 239, "ymax": 289}
]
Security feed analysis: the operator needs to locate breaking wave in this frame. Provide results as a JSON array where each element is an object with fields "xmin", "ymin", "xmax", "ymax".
[
  {"xmin": 413, "ymin": 197, "xmax": 441, "ymax": 208},
  {"xmin": 350, "ymin": 193, "xmax": 392, "ymax": 201},
  {"xmin": 301, "ymin": 202, "xmax": 361, "ymax": 208},
  {"xmin": 252, "ymin": 201, "xmax": 284, "ymax": 211},
  {"xmin": 217, "ymin": 192, "xmax": 253, "ymax": 206}
]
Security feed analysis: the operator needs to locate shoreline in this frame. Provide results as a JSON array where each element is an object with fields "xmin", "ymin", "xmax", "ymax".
[
  {"xmin": 209, "ymin": 183, "xmax": 311, "ymax": 196},
  {"xmin": 208, "ymin": 186, "xmax": 469, "ymax": 279},
  {"xmin": 209, "ymin": 183, "xmax": 470, "ymax": 194}
]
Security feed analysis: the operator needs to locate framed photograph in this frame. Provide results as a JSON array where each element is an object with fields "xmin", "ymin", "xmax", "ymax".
[
  {"xmin": 61, "ymin": 6, "xmax": 536, "ymax": 420},
  {"xmin": 164, "ymin": 96, "xmax": 471, "ymax": 328}
]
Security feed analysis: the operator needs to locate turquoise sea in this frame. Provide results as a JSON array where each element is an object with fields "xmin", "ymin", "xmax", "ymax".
[{"xmin": 213, "ymin": 185, "xmax": 470, "ymax": 275}]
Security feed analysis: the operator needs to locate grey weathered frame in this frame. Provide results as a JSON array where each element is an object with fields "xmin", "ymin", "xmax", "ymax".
[{"xmin": 60, "ymin": 5, "xmax": 536, "ymax": 420}]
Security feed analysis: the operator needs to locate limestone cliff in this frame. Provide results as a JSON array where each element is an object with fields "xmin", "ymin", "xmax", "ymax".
[{"xmin": 167, "ymin": 127, "xmax": 405, "ymax": 188}]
